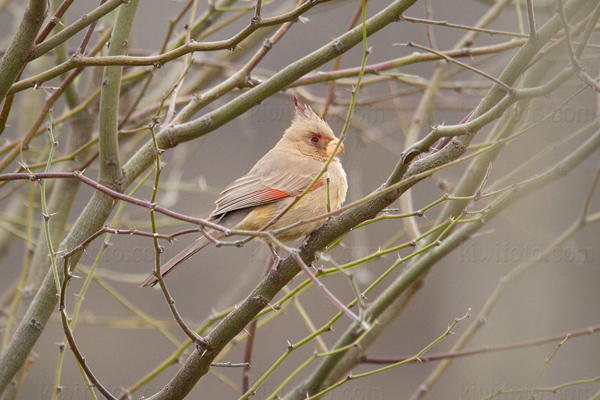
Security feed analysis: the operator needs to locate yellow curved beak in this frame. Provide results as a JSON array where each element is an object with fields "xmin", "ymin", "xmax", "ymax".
[{"xmin": 326, "ymin": 138, "xmax": 344, "ymax": 156}]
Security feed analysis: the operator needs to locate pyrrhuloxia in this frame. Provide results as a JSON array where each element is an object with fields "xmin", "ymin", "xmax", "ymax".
[{"xmin": 140, "ymin": 98, "xmax": 347, "ymax": 287}]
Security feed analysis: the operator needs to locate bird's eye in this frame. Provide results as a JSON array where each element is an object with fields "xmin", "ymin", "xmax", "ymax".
[{"xmin": 310, "ymin": 135, "xmax": 321, "ymax": 144}]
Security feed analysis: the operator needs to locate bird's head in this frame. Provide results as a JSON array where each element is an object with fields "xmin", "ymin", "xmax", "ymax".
[{"xmin": 280, "ymin": 97, "xmax": 344, "ymax": 161}]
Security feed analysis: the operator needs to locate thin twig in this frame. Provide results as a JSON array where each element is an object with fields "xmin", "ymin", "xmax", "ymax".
[
  {"xmin": 118, "ymin": 0, "xmax": 194, "ymax": 128},
  {"xmin": 242, "ymin": 0, "xmax": 300, "ymax": 78},
  {"xmin": 34, "ymin": 0, "xmax": 76, "ymax": 45},
  {"xmin": 61, "ymin": 258, "xmax": 117, "ymax": 400},
  {"xmin": 292, "ymin": 253, "xmax": 368, "ymax": 329},
  {"xmin": 77, "ymin": 0, "xmax": 108, "ymax": 54},
  {"xmin": 0, "ymin": 171, "xmax": 271, "ymax": 239},
  {"xmin": 581, "ymin": 164, "xmax": 600, "ymax": 220},
  {"xmin": 399, "ymin": 15, "xmax": 528, "ymax": 38},
  {"xmin": 525, "ymin": 0, "xmax": 537, "ymax": 38},
  {"xmin": 305, "ymin": 310, "xmax": 471, "ymax": 400},
  {"xmin": 557, "ymin": 0, "xmax": 600, "ymax": 92},
  {"xmin": 527, "ymin": 335, "xmax": 571, "ymax": 400},
  {"xmin": 361, "ymin": 323, "xmax": 600, "ymax": 364},
  {"xmin": 148, "ymin": 121, "xmax": 208, "ymax": 350},
  {"xmin": 59, "ymin": 226, "xmax": 200, "ymax": 258},
  {"xmin": 40, "ymin": 112, "xmax": 60, "ymax": 294},
  {"xmin": 405, "ymin": 42, "xmax": 515, "ymax": 93},
  {"xmin": 292, "ymin": 40, "xmax": 524, "ymax": 87},
  {"xmin": 242, "ymin": 256, "xmax": 275, "ymax": 393},
  {"xmin": 0, "ymin": 28, "xmax": 112, "ymax": 175},
  {"xmin": 33, "ymin": 0, "xmax": 127, "ymax": 59},
  {"xmin": 253, "ymin": 0, "xmax": 262, "ymax": 22},
  {"xmin": 321, "ymin": 0, "xmax": 367, "ymax": 118},
  {"xmin": 172, "ymin": 0, "xmax": 302, "ymax": 125},
  {"xmin": 423, "ymin": 0, "xmax": 437, "ymax": 49},
  {"xmin": 525, "ymin": 9, "xmax": 596, "ymax": 69},
  {"xmin": 9, "ymin": 0, "xmax": 330, "ymax": 95}
]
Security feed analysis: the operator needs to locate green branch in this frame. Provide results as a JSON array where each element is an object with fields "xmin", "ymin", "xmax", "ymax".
[
  {"xmin": 0, "ymin": 0, "xmax": 47, "ymax": 103},
  {"xmin": 97, "ymin": 0, "xmax": 139, "ymax": 186}
]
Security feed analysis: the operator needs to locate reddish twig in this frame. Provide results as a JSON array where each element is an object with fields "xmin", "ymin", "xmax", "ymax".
[
  {"xmin": 59, "ymin": 226, "xmax": 201, "ymax": 258},
  {"xmin": 78, "ymin": 0, "xmax": 108, "ymax": 54},
  {"xmin": 361, "ymin": 323, "xmax": 600, "ymax": 364},
  {"xmin": 154, "ymin": 272, "xmax": 208, "ymax": 349},
  {"xmin": 321, "ymin": 0, "xmax": 368, "ymax": 119},
  {"xmin": 60, "ymin": 252, "xmax": 118, "ymax": 400},
  {"xmin": 0, "ymin": 171, "xmax": 270, "ymax": 239},
  {"xmin": 242, "ymin": 255, "xmax": 276, "ymax": 393},
  {"xmin": 292, "ymin": 40, "xmax": 524, "ymax": 87},
  {"xmin": 405, "ymin": 42, "xmax": 515, "ymax": 94},
  {"xmin": 291, "ymin": 253, "xmax": 368, "ymax": 329},
  {"xmin": 35, "ymin": 0, "xmax": 76, "ymax": 45}
]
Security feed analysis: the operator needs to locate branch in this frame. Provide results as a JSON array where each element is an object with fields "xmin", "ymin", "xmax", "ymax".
[
  {"xmin": 526, "ymin": 0, "xmax": 537, "ymax": 38},
  {"xmin": 0, "ymin": 28, "xmax": 111, "ymax": 176},
  {"xmin": 292, "ymin": 40, "xmax": 523, "ymax": 87},
  {"xmin": 8, "ymin": 0, "xmax": 330, "ymax": 95},
  {"xmin": 292, "ymin": 252, "xmax": 367, "ymax": 329},
  {"xmin": 34, "ymin": 0, "xmax": 76, "ymax": 45},
  {"xmin": 557, "ymin": 0, "xmax": 600, "ymax": 92},
  {"xmin": 361, "ymin": 323, "xmax": 600, "ymax": 364},
  {"xmin": 0, "ymin": 171, "xmax": 271, "ymax": 240},
  {"xmin": 289, "ymin": 128, "xmax": 600, "ymax": 400},
  {"xmin": 97, "ymin": 0, "xmax": 138, "ymax": 188},
  {"xmin": 33, "ymin": 0, "xmax": 126, "ymax": 58},
  {"xmin": 399, "ymin": 15, "xmax": 529, "ymax": 38},
  {"xmin": 405, "ymin": 42, "xmax": 515, "ymax": 93},
  {"xmin": 411, "ymin": 201, "xmax": 600, "ymax": 398},
  {"xmin": 417, "ymin": 0, "xmax": 599, "ymax": 229},
  {"xmin": 60, "ymin": 250, "xmax": 118, "ymax": 400},
  {"xmin": 0, "ymin": 0, "xmax": 47, "ymax": 104}
]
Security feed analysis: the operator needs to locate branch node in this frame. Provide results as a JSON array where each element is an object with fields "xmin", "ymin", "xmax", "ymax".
[
  {"xmin": 251, "ymin": 15, "xmax": 262, "ymax": 26},
  {"xmin": 332, "ymin": 39, "xmax": 345, "ymax": 55}
]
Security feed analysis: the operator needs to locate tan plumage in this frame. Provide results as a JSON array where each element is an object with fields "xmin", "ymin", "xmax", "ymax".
[{"xmin": 140, "ymin": 98, "xmax": 347, "ymax": 287}]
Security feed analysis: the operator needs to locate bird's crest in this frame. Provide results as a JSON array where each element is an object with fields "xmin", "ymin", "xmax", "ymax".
[{"xmin": 293, "ymin": 95, "xmax": 316, "ymax": 120}]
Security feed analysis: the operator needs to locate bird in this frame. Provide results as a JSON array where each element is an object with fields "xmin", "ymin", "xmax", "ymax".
[{"xmin": 140, "ymin": 97, "xmax": 347, "ymax": 287}]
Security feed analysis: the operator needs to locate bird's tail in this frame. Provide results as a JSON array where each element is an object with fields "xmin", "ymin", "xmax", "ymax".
[{"xmin": 139, "ymin": 236, "xmax": 212, "ymax": 287}]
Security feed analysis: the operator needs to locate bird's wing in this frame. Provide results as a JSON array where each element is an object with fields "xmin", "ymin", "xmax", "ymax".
[{"xmin": 211, "ymin": 160, "xmax": 325, "ymax": 219}]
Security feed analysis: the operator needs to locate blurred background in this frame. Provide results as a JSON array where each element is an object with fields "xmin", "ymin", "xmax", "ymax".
[{"xmin": 1, "ymin": 0, "xmax": 599, "ymax": 399}]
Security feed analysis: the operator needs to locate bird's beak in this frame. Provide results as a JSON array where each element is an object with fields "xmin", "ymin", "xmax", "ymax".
[{"xmin": 326, "ymin": 138, "xmax": 344, "ymax": 156}]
